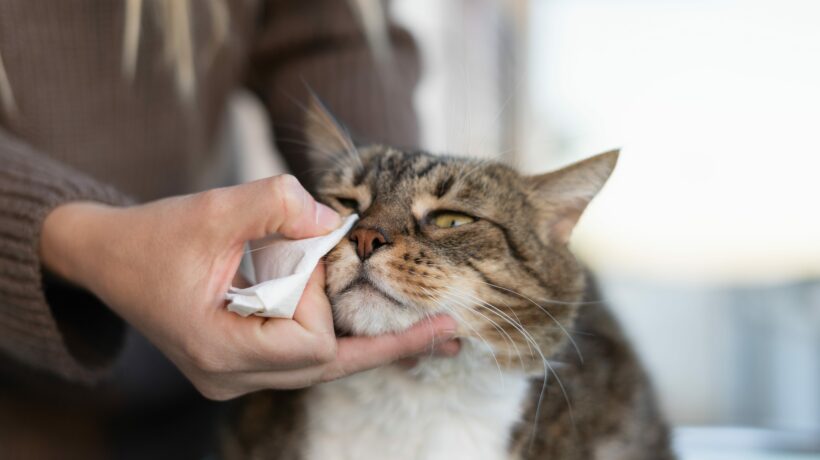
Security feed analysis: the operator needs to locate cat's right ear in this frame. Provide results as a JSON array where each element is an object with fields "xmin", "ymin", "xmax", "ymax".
[
  {"xmin": 304, "ymin": 95, "xmax": 359, "ymax": 169},
  {"xmin": 526, "ymin": 150, "xmax": 619, "ymax": 245}
]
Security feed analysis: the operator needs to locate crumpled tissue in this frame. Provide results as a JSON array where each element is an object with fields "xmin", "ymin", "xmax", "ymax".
[{"xmin": 226, "ymin": 214, "xmax": 359, "ymax": 318}]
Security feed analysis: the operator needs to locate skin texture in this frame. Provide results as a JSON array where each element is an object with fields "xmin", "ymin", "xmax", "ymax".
[
  {"xmin": 222, "ymin": 103, "xmax": 673, "ymax": 459},
  {"xmin": 39, "ymin": 175, "xmax": 460, "ymax": 400}
]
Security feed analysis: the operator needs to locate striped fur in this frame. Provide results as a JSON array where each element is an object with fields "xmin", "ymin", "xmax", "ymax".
[{"xmin": 222, "ymin": 107, "xmax": 673, "ymax": 459}]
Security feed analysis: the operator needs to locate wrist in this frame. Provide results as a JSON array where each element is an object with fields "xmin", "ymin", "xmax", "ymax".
[{"xmin": 40, "ymin": 201, "xmax": 117, "ymax": 292}]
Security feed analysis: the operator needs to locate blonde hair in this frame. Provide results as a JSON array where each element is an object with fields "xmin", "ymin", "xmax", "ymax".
[
  {"xmin": 124, "ymin": 0, "xmax": 229, "ymax": 104},
  {"xmin": 0, "ymin": 1, "xmax": 230, "ymax": 116},
  {"xmin": 348, "ymin": 0, "xmax": 392, "ymax": 66},
  {"xmin": 0, "ymin": 0, "xmax": 387, "ymax": 115},
  {"xmin": 0, "ymin": 49, "xmax": 17, "ymax": 115}
]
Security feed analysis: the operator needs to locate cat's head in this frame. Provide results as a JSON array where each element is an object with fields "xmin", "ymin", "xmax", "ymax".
[{"xmin": 306, "ymin": 100, "xmax": 617, "ymax": 373}]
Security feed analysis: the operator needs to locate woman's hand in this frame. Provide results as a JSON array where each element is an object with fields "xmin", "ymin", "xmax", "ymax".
[{"xmin": 39, "ymin": 175, "xmax": 459, "ymax": 400}]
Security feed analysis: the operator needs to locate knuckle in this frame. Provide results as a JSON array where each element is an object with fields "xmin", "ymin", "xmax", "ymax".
[
  {"xmin": 312, "ymin": 335, "xmax": 338, "ymax": 364},
  {"xmin": 185, "ymin": 345, "xmax": 225, "ymax": 375},
  {"xmin": 269, "ymin": 174, "xmax": 306, "ymax": 216},
  {"xmin": 194, "ymin": 382, "xmax": 237, "ymax": 401},
  {"xmin": 320, "ymin": 361, "xmax": 347, "ymax": 383},
  {"xmin": 269, "ymin": 173, "xmax": 300, "ymax": 192},
  {"xmin": 193, "ymin": 188, "xmax": 229, "ymax": 219}
]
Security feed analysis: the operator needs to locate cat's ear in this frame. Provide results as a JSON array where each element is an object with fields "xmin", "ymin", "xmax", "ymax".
[
  {"xmin": 527, "ymin": 150, "xmax": 619, "ymax": 244},
  {"xmin": 304, "ymin": 95, "xmax": 358, "ymax": 168}
]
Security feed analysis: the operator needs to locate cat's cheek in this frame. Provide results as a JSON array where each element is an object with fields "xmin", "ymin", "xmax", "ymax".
[{"xmin": 324, "ymin": 245, "xmax": 359, "ymax": 296}]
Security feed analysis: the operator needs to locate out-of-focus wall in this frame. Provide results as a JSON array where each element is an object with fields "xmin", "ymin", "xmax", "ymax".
[
  {"xmin": 518, "ymin": 0, "xmax": 820, "ymax": 433},
  {"xmin": 393, "ymin": 0, "xmax": 820, "ymax": 438},
  {"xmin": 393, "ymin": 0, "xmax": 522, "ymax": 160}
]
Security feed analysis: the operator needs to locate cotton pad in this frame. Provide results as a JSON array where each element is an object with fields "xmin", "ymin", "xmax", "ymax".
[{"xmin": 226, "ymin": 214, "xmax": 359, "ymax": 318}]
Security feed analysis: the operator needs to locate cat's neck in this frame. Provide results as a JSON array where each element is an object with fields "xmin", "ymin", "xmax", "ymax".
[
  {"xmin": 406, "ymin": 338, "xmax": 531, "ymax": 389},
  {"xmin": 301, "ymin": 339, "xmax": 534, "ymax": 460}
]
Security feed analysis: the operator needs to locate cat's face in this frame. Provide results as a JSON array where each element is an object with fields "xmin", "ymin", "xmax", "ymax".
[{"xmin": 307, "ymin": 101, "xmax": 617, "ymax": 373}]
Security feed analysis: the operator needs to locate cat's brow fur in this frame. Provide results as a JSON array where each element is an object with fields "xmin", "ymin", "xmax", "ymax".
[{"xmin": 221, "ymin": 103, "xmax": 674, "ymax": 460}]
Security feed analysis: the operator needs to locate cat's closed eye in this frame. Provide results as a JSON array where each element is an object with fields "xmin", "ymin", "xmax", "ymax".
[
  {"xmin": 334, "ymin": 197, "xmax": 359, "ymax": 211},
  {"xmin": 427, "ymin": 210, "xmax": 477, "ymax": 228}
]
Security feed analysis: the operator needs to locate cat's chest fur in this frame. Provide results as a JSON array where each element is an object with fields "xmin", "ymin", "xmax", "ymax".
[{"xmin": 302, "ymin": 352, "xmax": 533, "ymax": 460}]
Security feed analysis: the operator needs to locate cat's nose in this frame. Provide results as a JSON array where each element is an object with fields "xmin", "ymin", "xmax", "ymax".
[{"xmin": 349, "ymin": 227, "xmax": 390, "ymax": 261}]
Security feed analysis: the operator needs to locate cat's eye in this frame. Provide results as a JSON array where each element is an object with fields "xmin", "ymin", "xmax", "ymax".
[
  {"xmin": 429, "ymin": 211, "xmax": 476, "ymax": 229},
  {"xmin": 335, "ymin": 197, "xmax": 359, "ymax": 211}
]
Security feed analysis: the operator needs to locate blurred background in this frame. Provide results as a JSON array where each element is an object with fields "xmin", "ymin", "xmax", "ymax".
[{"xmin": 385, "ymin": 0, "xmax": 820, "ymax": 458}]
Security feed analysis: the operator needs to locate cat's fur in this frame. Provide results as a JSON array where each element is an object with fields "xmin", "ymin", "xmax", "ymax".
[{"xmin": 221, "ymin": 101, "xmax": 673, "ymax": 460}]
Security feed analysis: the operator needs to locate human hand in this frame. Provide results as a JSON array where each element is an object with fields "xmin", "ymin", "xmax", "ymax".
[{"xmin": 39, "ymin": 175, "xmax": 459, "ymax": 399}]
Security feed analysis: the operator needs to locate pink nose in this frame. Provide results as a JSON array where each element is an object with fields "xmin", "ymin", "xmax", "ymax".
[{"xmin": 349, "ymin": 227, "xmax": 389, "ymax": 260}]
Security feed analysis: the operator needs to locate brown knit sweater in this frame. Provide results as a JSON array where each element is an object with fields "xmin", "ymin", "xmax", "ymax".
[{"xmin": 0, "ymin": 0, "xmax": 419, "ymax": 385}]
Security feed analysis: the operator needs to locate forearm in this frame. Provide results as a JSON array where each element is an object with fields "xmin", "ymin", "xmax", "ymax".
[
  {"xmin": 39, "ymin": 202, "xmax": 115, "ymax": 292},
  {"xmin": 0, "ymin": 128, "xmax": 131, "ymax": 382}
]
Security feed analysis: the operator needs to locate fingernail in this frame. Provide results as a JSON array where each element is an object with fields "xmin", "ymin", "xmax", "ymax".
[
  {"xmin": 435, "ymin": 316, "xmax": 459, "ymax": 338},
  {"xmin": 316, "ymin": 203, "xmax": 341, "ymax": 232}
]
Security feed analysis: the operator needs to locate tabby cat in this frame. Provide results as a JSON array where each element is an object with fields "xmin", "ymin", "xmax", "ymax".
[{"xmin": 222, "ymin": 101, "xmax": 673, "ymax": 460}]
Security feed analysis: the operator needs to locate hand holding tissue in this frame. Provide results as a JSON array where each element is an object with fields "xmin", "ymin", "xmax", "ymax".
[{"xmin": 226, "ymin": 214, "xmax": 359, "ymax": 318}]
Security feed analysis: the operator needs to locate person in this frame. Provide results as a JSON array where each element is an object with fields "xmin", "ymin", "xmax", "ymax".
[{"xmin": 0, "ymin": 1, "xmax": 457, "ymax": 457}]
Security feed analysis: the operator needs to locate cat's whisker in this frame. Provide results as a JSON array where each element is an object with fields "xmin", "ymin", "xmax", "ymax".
[
  {"xmin": 457, "ymin": 157, "xmax": 492, "ymax": 185},
  {"xmin": 434, "ymin": 289, "xmax": 526, "ymax": 370},
  {"xmin": 287, "ymin": 89, "xmax": 364, "ymax": 172},
  {"xmin": 423, "ymin": 282, "xmax": 570, "ymax": 437},
  {"xmin": 453, "ymin": 291, "xmax": 565, "ymax": 450},
  {"xmin": 406, "ymin": 300, "xmax": 437, "ymax": 361},
  {"xmin": 460, "ymin": 274, "xmax": 604, "ymax": 307},
  {"xmin": 432, "ymin": 285, "xmax": 533, "ymax": 365},
  {"xmin": 298, "ymin": 140, "xmax": 362, "ymax": 177},
  {"xmin": 421, "ymin": 286, "xmax": 505, "ymax": 384},
  {"xmin": 462, "ymin": 297, "xmax": 534, "ymax": 367},
  {"xmin": 274, "ymin": 137, "xmax": 354, "ymax": 171},
  {"xmin": 454, "ymin": 276, "xmax": 583, "ymax": 368},
  {"xmin": 470, "ymin": 279, "xmax": 585, "ymax": 365},
  {"xmin": 422, "ymin": 280, "xmax": 573, "ymax": 446}
]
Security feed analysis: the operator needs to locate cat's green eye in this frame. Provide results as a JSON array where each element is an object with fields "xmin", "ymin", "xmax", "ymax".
[
  {"xmin": 335, "ymin": 197, "xmax": 359, "ymax": 211},
  {"xmin": 429, "ymin": 211, "xmax": 476, "ymax": 229}
]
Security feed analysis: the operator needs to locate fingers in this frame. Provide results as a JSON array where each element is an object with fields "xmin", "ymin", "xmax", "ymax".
[
  {"xmin": 386, "ymin": 339, "xmax": 462, "ymax": 368},
  {"xmin": 433, "ymin": 339, "xmax": 462, "ymax": 357},
  {"xmin": 290, "ymin": 265, "xmax": 334, "ymax": 335},
  {"xmin": 193, "ymin": 315, "xmax": 461, "ymax": 397},
  {"xmin": 225, "ymin": 267, "xmax": 335, "ymax": 371},
  {"xmin": 321, "ymin": 315, "xmax": 458, "ymax": 381},
  {"xmin": 204, "ymin": 311, "xmax": 326, "ymax": 373},
  {"xmin": 229, "ymin": 175, "xmax": 340, "ymax": 241},
  {"xmin": 231, "ymin": 271, "xmax": 251, "ymax": 289}
]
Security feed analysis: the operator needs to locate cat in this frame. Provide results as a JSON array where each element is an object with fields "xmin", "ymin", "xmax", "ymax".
[{"xmin": 220, "ymin": 100, "xmax": 674, "ymax": 460}]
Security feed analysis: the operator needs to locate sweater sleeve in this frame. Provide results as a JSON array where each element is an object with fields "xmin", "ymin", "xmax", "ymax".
[
  {"xmin": 0, "ymin": 127, "xmax": 131, "ymax": 384},
  {"xmin": 246, "ymin": 0, "xmax": 421, "ymax": 189}
]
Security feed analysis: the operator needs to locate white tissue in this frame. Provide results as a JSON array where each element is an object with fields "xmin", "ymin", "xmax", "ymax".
[{"xmin": 226, "ymin": 214, "xmax": 359, "ymax": 318}]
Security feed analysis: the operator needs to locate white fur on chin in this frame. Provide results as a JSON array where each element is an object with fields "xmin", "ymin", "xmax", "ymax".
[
  {"xmin": 331, "ymin": 285, "xmax": 431, "ymax": 336},
  {"xmin": 302, "ymin": 340, "xmax": 533, "ymax": 460}
]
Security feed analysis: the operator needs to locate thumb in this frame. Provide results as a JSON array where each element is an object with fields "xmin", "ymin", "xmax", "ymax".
[{"xmin": 227, "ymin": 175, "xmax": 341, "ymax": 240}]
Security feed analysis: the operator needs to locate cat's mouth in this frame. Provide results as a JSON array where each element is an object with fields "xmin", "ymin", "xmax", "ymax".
[
  {"xmin": 328, "ymin": 266, "xmax": 434, "ymax": 336},
  {"xmin": 338, "ymin": 272, "xmax": 407, "ymax": 308}
]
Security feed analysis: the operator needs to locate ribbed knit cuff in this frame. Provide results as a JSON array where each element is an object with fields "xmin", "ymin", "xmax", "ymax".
[{"xmin": 0, "ymin": 129, "xmax": 131, "ymax": 384}]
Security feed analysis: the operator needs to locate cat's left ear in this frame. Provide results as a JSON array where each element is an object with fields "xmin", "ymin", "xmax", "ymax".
[
  {"xmin": 304, "ymin": 95, "xmax": 359, "ymax": 169},
  {"xmin": 526, "ymin": 150, "xmax": 619, "ymax": 244}
]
